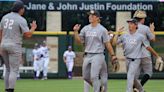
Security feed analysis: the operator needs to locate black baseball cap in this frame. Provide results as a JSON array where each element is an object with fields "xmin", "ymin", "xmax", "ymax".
[
  {"xmin": 87, "ymin": 10, "xmax": 101, "ymax": 18},
  {"xmin": 12, "ymin": 0, "xmax": 25, "ymax": 12},
  {"xmin": 127, "ymin": 18, "xmax": 138, "ymax": 25}
]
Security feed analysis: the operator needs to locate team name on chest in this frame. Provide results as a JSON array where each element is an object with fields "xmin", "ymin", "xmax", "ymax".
[
  {"xmin": 125, "ymin": 38, "xmax": 137, "ymax": 45},
  {"xmin": 86, "ymin": 31, "xmax": 98, "ymax": 37}
]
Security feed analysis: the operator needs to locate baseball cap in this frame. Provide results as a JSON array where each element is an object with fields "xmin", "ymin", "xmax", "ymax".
[
  {"xmin": 87, "ymin": 10, "xmax": 101, "ymax": 17},
  {"xmin": 12, "ymin": 0, "xmax": 25, "ymax": 12},
  {"xmin": 127, "ymin": 18, "xmax": 138, "ymax": 25},
  {"xmin": 133, "ymin": 10, "xmax": 147, "ymax": 18}
]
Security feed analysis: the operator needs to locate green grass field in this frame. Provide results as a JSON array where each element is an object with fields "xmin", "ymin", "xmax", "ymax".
[{"xmin": 0, "ymin": 79, "xmax": 164, "ymax": 92}]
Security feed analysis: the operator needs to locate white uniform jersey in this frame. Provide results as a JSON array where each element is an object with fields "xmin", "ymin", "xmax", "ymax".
[
  {"xmin": 32, "ymin": 48, "xmax": 43, "ymax": 61},
  {"xmin": 40, "ymin": 46, "xmax": 49, "ymax": 58},
  {"xmin": 32, "ymin": 49, "xmax": 37, "ymax": 61},
  {"xmin": 63, "ymin": 50, "xmax": 76, "ymax": 62}
]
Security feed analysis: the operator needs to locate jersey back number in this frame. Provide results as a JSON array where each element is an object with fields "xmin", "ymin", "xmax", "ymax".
[{"xmin": 4, "ymin": 18, "xmax": 14, "ymax": 30}]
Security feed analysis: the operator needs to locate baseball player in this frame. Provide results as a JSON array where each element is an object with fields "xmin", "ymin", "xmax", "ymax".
[
  {"xmin": 40, "ymin": 41, "xmax": 49, "ymax": 80},
  {"xmin": 0, "ymin": 1, "xmax": 37, "ymax": 92},
  {"xmin": 133, "ymin": 10, "xmax": 155, "ymax": 89},
  {"xmin": 113, "ymin": 18, "xmax": 161, "ymax": 92},
  {"xmin": 32, "ymin": 43, "xmax": 39, "ymax": 79},
  {"xmin": 33, "ymin": 44, "xmax": 44, "ymax": 79},
  {"xmin": 84, "ymin": 21, "xmax": 114, "ymax": 92},
  {"xmin": 63, "ymin": 46, "xmax": 76, "ymax": 79},
  {"xmin": 73, "ymin": 10, "xmax": 117, "ymax": 92}
]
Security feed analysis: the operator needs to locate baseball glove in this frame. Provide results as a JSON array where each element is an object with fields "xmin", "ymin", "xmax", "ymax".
[
  {"xmin": 155, "ymin": 57, "xmax": 164, "ymax": 71},
  {"xmin": 112, "ymin": 60, "xmax": 120, "ymax": 72}
]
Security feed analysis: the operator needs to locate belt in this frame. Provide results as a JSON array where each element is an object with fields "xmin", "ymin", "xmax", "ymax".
[
  {"xmin": 127, "ymin": 58, "xmax": 136, "ymax": 61},
  {"xmin": 84, "ymin": 52, "xmax": 104, "ymax": 55},
  {"xmin": 84, "ymin": 52, "xmax": 104, "ymax": 56}
]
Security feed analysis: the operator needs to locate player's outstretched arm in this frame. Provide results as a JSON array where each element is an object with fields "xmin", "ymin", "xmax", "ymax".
[
  {"xmin": 24, "ymin": 21, "xmax": 37, "ymax": 38},
  {"xmin": 108, "ymin": 31, "xmax": 115, "ymax": 45},
  {"xmin": 105, "ymin": 42, "xmax": 117, "ymax": 62},
  {"xmin": 146, "ymin": 46, "xmax": 164, "ymax": 71},
  {"xmin": 146, "ymin": 46, "xmax": 160, "ymax": 58},
  {"xmin": 73, "ymin": 24, "xmax": 82, "ymax": 44},
  {"xmin": 112, "ymin": 34, "xmax": 118, "ymax": 46},
  {"xmin": 112, "ymin": 27, "xmax": 124, "ymax": 46}
]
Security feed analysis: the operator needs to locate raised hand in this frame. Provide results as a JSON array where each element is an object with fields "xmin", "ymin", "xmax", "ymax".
[
  {"xmin": 73, "ymin": 24, "xmax": 81, "ymax": 32},
  {"xmin": 150, "ymin": 22, "xmax": 155, "ymax": 32},
  {"xmin": 30, "ymin": 20, "xmax": 37, "ymax": 30},
  {"xmin": 117, "ymin": 27, "xmax": 124, "ymax": 32}
]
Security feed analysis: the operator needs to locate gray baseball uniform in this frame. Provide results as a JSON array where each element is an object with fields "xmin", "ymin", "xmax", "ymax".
[
  {"xmin": 117, "ymin": 31, "xmax": 149, "ymax": 92},
  {"xmin": 83, "ymin": 61, "xmax": 108, "ymax": 92},
  {"xmin": 133, "ymin": 23, "xmax": 155, "ymax": 90},
  {"xmin": 0, "ymin": 12, "xmax": 29, "ymax": 89},
  {"xmin": 137, "ymin": 23, "xmax": 155, "ymax": 77},
  {"xmin": 80, "ymin": 23, "xmax": 109, "ymax": 92}
]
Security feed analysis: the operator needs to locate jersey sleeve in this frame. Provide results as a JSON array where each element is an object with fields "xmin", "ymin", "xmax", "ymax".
[
  {"xmin": 142, "ymin": 35, "xmax": 150, "ymax": 48},
  {"xmin": 146, "ymin": 27, "xmax": 155, "ymax": 40},
  {"xmin": 63, "ymin": 51, "xmax": 67, "ymax": 57},
  {"xmin": 102, "ymin": 29, "xmax": 109, "ymax": 43},
  {"xmin": 117, "ymin": 35, "xmax": 123, "ymax": 44},
  {"xmin": 19, "ymin": 19, "xmax": 30, "ymax": 33}
]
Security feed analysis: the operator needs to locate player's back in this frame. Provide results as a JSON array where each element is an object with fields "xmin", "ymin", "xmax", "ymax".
[
  {"xmin": 137, "ymin": 23, "xmax": 154, "ymax": 45},
  {"xmin": 137, "ymin": 23, "xmax": 154, "ymax": 57},
  {"xmin": 137, "ymin": 23, "xmax": 149, "ymax": 35},
  {"xmin": 0, "ymin": 12, "xmax": 29, "ymax": 45}
]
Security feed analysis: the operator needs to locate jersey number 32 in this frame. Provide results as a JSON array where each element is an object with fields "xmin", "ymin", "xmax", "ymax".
[{"xmin": 4, "ymin": 18, "xmax": 14, "ymax": 30}]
